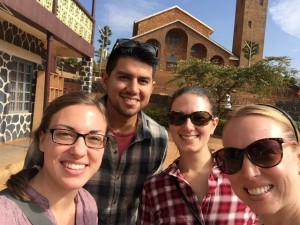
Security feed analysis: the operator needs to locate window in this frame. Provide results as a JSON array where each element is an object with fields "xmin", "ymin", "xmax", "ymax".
[
  {"xmin": 190, "ymin": 44, "xmax": 207, "ymax": 59},
  {"xmin": 260, "ymin": 0, "xmax": 264, "ymax": 6},
  {"xmin": 167, "ymin": 31, "xmax": 181, "ymax": 46},
  {"xmin": 248, "ymin": 21, "xmax": 252, "ymax": 28},
  {"xmin": 9, "ymin": 58, "xmax": 33, "ymax": 112}
]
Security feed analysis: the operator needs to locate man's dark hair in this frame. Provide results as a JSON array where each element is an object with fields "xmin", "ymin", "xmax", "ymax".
[{"xmin": 106, "ymin": 41, "xmax": 159, "ymax": 78}]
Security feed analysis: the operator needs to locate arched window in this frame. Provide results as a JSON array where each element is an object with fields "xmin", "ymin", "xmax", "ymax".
[
  {"xmin": 248, "ymin": 21, "xmax": 252, "ymax": 28},
  {"xmin": 210, "ymin": 55, "xmax": 224, "ymax": 66},
  {"xmin": 260, "ymin": 0, "xmax": 264, "ymax": 6},
  {"xmin": 166, "ymin": 31, "xmax": 181, "ymax": 46},
  {"xmin": 190, "ymin": 44, "xmax": 207, "ymax": 59}
]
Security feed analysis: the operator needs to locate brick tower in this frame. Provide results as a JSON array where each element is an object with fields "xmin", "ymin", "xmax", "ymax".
[{"xmin": 232, "ymin": 0, "xmax": 268, "ymax": 67}]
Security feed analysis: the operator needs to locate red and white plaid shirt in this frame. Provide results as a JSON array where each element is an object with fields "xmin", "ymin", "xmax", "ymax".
[{"xmin": 137, "ymin": 159, "xmax": 258, "ymax": 225}]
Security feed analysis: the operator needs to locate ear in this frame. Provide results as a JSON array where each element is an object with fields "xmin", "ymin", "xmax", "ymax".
[
  {"xmin": 39, "ymin": 131, "xmax": 46, "ymax": 153},
  {"xmin": 294, "ymin": 145, "xmax": 300, "ymax": 174},
  {"xmin": 151, "ymin": 80, "xmax": 156, "ymax": 92},
  {"xmin": 101, "ymin": 72, "xmax": 108, "ymax": 91},
  {"xmin": 210, "ymin": 117, "xmax": 219, "ymax": 135}
]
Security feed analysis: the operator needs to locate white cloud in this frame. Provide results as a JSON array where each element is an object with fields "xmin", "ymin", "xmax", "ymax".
[{"xmin": 269, "ymin": 0, "xmax": 300, "ymax": 39}]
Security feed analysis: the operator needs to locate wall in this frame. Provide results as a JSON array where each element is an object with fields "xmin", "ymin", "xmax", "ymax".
[{"xmin": 0, "ymin": 19, "xmax": 45, "ymax": 142}]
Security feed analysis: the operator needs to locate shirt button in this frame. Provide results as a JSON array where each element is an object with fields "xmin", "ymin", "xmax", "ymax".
[{"xmin": 114, "ymin": 151, "xmax": 117, "ymax": 155}]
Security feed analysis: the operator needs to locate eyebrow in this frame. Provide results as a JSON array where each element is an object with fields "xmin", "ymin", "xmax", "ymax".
[
  {"xmin": 89, "ymin": 130, "xmax": 106, "ymax": 134},
  {"xmin": 51, "ymin": 125, "xmax": 105, "ymax": 134},
  {"xmin": 116, "ymin": 70, "xmax": 152, "ymax": 80},
  {"xmin": 116, "ymin": 70, "xmax": 131, "ymax": 76}
]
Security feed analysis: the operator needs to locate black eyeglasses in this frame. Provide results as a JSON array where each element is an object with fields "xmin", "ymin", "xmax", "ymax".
[
  {"xmin": 45, "ymin": 129, "xmax": 109, "ymax": 150},
  {"xmin": 212, "ymin": 138, "xmax": 287, "ymax": 175},
  {"xmin": 113, "ymin": 38, "xmax": 158, "ymax": 57},
  {"xmin": 167, "ymin": 111, "xmax": 214, "ymax": 126}
]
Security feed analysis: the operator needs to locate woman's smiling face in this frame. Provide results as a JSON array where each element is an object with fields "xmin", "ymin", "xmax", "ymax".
[
  {"xmin": 39, "ymin": 104, "xmax": 107, "ymax": 191},
  {"xmin": 169, "ymin": 93, "xmax": 218, "ymax": 154},
  {"xmin": 222, "ymin": 115, "xmax": 300, "ymax": 216}
]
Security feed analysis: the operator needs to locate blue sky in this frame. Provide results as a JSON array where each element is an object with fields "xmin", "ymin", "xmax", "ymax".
[{"xmin": 81, "ymin": 0, "xmax": 300, "ymax": 72}]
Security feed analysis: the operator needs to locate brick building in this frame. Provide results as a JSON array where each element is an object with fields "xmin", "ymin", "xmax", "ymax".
[{"xmin": 132, "ymin": 1, "xmax": 268, "ymax": 70}]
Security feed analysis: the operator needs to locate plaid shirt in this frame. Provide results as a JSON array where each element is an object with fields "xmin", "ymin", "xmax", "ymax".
[
  {"xmin": 137, "ymin": 159, "xmax": 258, "ymax": 225},
  {"xmin": 84, "ymin": 96, "xmax": 168, "ymax": 225}
]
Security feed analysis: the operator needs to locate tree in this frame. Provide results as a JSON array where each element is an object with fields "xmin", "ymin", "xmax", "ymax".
[
  {"xmin": 95, "ymin": 25, "xmax": 112, "ymax": 72},
  {"xmin": 242, "ymin": 40, "xmax": 259, "ymax": 67},
  {"xmin": 56, "ymin": 57, "xmax": 81, "ymax": 73},
  {"xmin": 167, "ymin": 56, "xmax": 299, "ymax": 115}
]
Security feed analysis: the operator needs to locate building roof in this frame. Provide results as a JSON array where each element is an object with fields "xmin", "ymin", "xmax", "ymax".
[
  {"xmin": 134, "ymin": 5, "xmax": 214, "ymax": 34},
  {"xmin": 132, "ymin": 20, "xmax": 235, "ymax": 57}
]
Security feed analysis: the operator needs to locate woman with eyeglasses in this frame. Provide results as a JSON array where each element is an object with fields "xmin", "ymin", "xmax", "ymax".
[
  {"xmin": 0, "ymin": 92, "xmax": 108, "ymax": 225},
  {"xmin": 213, "ymin": 104, "xmax": 300, "ymax": 225},
  {"xmin": 137, "ymin": 86, "xmax": 257, "ymax": 225}
]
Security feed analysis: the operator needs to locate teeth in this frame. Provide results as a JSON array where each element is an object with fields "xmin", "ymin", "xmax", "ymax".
[
  {"xmin": 181, "ymin": 135, "xmax": 198, "ymax": 140},
  {"xmin": 124, "ymin": 98, "xmax": 137, "ymax": 103},
  {"xmin": 63, "ymin": 163, "xmax": 85, "ymax": 170},
  {"xmin": 247, "ymin": 185, "xmax": 273, "ymax": 195}
]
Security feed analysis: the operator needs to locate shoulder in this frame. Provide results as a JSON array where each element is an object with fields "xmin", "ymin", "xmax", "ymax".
[
  {"xmin": 0, "ymin": 195, "xmax": 31, "ymax": 223},
  {"xmin": 141, "ymin": 111, "xmax": 168, "ymax": 137},
  {"xmin": 143, "ymin": 165, "xmax": 174, "ymax": 188}
]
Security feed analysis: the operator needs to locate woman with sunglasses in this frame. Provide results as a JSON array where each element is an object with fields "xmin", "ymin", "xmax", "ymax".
[
  {"xmin": 137, "ymin": 86, "xmax": 257, "ymax": 224},
  {"xmin": 213, "ymin": 104, "xmax": 300, "ymax": 225},
  {"xmin": 0, "ymin": 92, "xmax": 108, "ymax": 224}
]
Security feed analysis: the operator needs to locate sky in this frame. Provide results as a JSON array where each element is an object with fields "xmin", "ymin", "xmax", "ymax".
[{"xmin": 81, "ymin": 0, "xmax": 300, "ymax": 72}]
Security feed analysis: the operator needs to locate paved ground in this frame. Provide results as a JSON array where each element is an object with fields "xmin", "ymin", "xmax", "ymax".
[
  {"xmin": 0, "ymin": 135, "xmax": 223, "ymax": 190},
  {"xmin": 0, "ymin": 138, "xmax": 31, "ymax": 190}
]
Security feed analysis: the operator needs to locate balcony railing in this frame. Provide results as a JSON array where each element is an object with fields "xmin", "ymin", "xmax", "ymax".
[{"xmin": 36, "ymin": 0, "xmax": 93, "ymax": 43}]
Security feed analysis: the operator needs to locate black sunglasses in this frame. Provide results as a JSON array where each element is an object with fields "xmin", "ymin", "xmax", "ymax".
[
  {"xmin": 167, "ymin": 111, "xmax": 214, "ymax": 126},
  {"xmin": 112, "ymin": 38, "xmax": 158, "ymax": 57},
  {"xmin": 213, "ymin": 138, "xmax": 285, "ymax": 175}
]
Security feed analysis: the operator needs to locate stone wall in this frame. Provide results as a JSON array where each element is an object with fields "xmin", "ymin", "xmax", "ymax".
[
  {"xmin": 80, "ymin": 57, "xmax": 93, "ymax": 93},
  {"xmin": 0, "ymin": 19, "xmax": 45, "ymax": 142}
]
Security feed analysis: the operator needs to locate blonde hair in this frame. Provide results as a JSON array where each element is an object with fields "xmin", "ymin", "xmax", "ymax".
[{"xmin": 226, "ymin": 104, "xmax": 299, "ymax": 142}]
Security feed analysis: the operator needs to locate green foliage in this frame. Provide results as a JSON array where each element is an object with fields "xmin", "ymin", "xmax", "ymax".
[
  {"xmin": 214, "ymin": 118, "xmax": 227, "ymax": 137},
  {"xmin": 143, "ymin": 107, "xmax": 169, "ymax": 127},
  {"xmin": 95, "ymin": 25, "xmax": 112, "ymax": 64},
  {"xmin": 167, "ymin": 56, "xmax": 299, "ymax": 118},
  {"xmin": 57, "ymin": 58, "xmax": 81, "ymax": 68}
]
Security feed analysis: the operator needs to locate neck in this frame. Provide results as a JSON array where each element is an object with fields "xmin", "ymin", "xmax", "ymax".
[
  {"xmin": 30, "ymin": 170, "xmax": 78, "ymax": 207},
  {"xmin": 260, "ymin": 207, "xmax": 300, "ymax": 225},
  {"xmin": 106, "ymin": 103, "xmax": 138, "ymax": 133},
  {"xmin": 178, "ymin": 147, "xmax": 213, "ymax": 173}
]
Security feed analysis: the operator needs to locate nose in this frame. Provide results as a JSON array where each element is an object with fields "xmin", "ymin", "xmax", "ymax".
[
  {"xmin": 182, "ymin": 118, "xmax": 195, "ymax": 130},
  {"xmin": 70, "ymin": 136, "xmax": 88, "ymax": 157},
  {"xmin": 127, "ymin": 79, "xmax": 139, "ymax": 94},
  {"xmin": 239, "ymin": 156, "xmax": 261, "ymax": 178}
]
